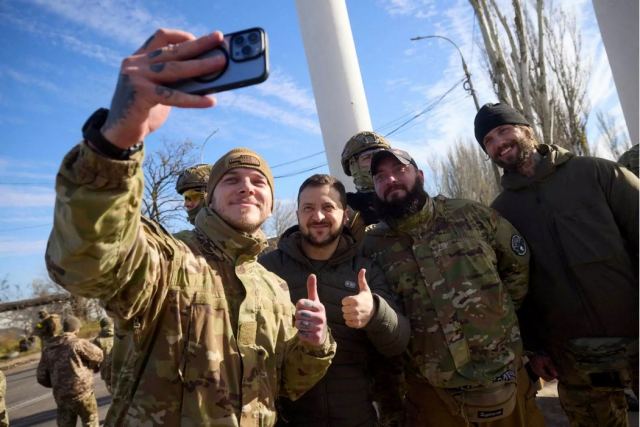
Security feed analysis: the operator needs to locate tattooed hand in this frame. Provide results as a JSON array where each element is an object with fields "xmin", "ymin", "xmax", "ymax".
[
  {"xmin": 101, "ymin": 29, "xmax": 226, "ymax": 149},
  {"xmin": 294, "ymin": 274, "xmax": 328, "ymax": 347}
]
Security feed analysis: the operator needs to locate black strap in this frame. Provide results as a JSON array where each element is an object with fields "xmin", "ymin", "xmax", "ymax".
[{"xmin": 82, "ymin": 108, "xmax": 143, "ymax": 160}]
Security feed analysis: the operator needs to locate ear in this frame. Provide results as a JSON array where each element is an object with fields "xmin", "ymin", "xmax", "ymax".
[{"xmin": 418, "ymin": 169, "xmax": 424, "ymax": 180}]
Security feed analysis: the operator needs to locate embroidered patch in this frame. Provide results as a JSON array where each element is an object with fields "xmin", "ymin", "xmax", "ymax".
[
  {"xmin": 228, "ymin": 154, "xmax": 260, "ymax": 167},
  {"xmin": 478, "ymin": 409, "xmax": 504, "ymax": 418},
  {"xmin": 344, "ymin": 280, "xmax": 357, "ymax": 289},
  {"xmin": 511, "ymin": 234, "xmax": 527, "ymax": 256}
]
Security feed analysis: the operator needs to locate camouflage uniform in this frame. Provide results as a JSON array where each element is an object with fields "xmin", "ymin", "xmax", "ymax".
[
  {"xmin": 176, "ymin": 163, "xmax": 212, "ymax": 225},
  {"xmin": 46, "ymin": 143, "xmax": 336, "ymax": 426},
  {"xmin": 363, "ymin": 195, "xmax": 543, "ymax": 425},
  {"xmin": 36, "ymin": 332, "xmax": 104, "ymax": 427},
  {"xmin": 0, "ymin": 370, "xmax": 8, "ymax": 427},
  {"xmin": 33, "ymin": 314, "xmax": 62, "ymax": 348},
  {"xmin": 618, "ymin": 143, "xmax": 639, "ymax": 177},
  {"xmin": 92, "ymin": 318, "xmax": 115, "ymax": 393}
]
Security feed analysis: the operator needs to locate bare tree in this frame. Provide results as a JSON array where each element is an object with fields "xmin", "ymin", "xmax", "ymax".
[
  {"xmin": 468, "ymin": 0, "xmax": 591, "ymax": 154},
  {"xmin": 432, "ymin": 139, "xmax": 500, "ymax": 205},
  {"xmin": 263, "ymin": 199, "xmax": 297, "ymax": 238},
  {"xmin": 142, "ymin": 139, "xmax": 198, "ymax": 229},
  {"xmin": 596, "ymin": 110, "xmax": 631, "ymax": 159}
]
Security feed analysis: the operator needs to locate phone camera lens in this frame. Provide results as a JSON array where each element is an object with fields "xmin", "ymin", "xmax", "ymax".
[
  {"xmin": 234, "ymin": 35, "xmax": 245, "ymax": 45},
  {"xmin": 248, "ymin": 32, "xmax": 259, "ymax": 44},
  {"xmin": 241, "ymin": 45, "xmax": 253, "ymax": 56}
]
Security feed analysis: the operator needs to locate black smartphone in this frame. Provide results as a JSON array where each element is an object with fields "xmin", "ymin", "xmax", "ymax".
[{"xmin": 170, "ymin": 27, "xmax": 269, "ymax": 95}]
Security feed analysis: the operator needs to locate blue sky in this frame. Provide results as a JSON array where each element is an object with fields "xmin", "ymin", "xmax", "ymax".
[{"xmin": 0, "ymin": 0, "xmax": 627, "ymax": 298}]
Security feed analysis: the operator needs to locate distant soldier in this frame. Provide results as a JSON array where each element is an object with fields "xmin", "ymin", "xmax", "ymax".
[
  {"xmin": 175, "ymin": 163, "xmax": 212, "ymax": 224},
  {"xmin": 475, "ymin": 102, "xmax": 639, "ymax": 426},
  {"xmin": 37, "ymin": 316, "xmax": 103, "ymax": 427},
  {"xmin": 92, "ymin": 317, "xmax": 115, "ymax": 393},
  {"xmin": 33, "ymin": 313, "xmax": 62, "ymax": 348},
  {"xmin": 363, "ymin": 148, "xmax": 545, "ymax": 425},
  {"xmin": 340, "ymin": 131, "xmax": 391, "ymax": 241},
  {"xmin": 618, "ymin": 143, "xmax": 639, "ymax": 177},
  {"xmin": 0, "ymin": 370, "xmax": 8, "ymax": 427}
]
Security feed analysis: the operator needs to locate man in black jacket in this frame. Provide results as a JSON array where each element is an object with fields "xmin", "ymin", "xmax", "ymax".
[
  {"xmin": 260, "ymin": 174, "xmax": 410, "ymax": 427},
  {"xmin": 474, "ymin": 102, "xmax": 639, "ymax": 426}
]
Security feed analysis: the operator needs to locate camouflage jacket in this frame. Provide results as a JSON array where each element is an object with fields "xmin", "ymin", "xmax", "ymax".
[
  {"xmin": 46, "ymin": 144, "xmax": 336, "ymax": 426},
  {"xmin": 36, "ymin": 332, "xmax": 103, "ymax": 403},
  {"xmin": 362, "ymin": 195, "xmax": 529, "ymax": 389},
  {"xmin": 93, "ymin": 330, "xmax": 114, "ymax": 391},
  {"xmin": 0, "ymin": 370, "xmax": 7, "ymax": 427}
]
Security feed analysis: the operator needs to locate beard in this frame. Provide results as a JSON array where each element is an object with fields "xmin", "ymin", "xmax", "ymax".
[
  {"xmin": 300, "ymin": 222, "xmax": 342, "ymax": 248},
  {"xmin": 494, "ymin": 133, "xmax": 537, "ymax": 171},
  {"xmin": 374, "ymin": 175, "xmax": 428, "ymax": 222}
]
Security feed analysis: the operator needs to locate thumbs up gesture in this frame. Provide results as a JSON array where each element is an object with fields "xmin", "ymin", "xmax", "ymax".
[
  {"xmin": 342, "ymin": 268, "xmax": 375, "ymax": 329},
  {"xmin": 294, "ymin": 274, "xmax": 328, "ymax": 346}
]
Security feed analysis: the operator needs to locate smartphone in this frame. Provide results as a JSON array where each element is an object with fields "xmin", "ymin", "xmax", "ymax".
[{"xmin": 170, "ymin": 27, "xmax": 269, "ymax": 95}]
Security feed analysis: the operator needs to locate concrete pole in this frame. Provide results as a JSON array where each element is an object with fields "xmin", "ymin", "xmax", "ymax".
[{"xmin": 295, "ymin": 0, "xmax": 372, "ymax": 191}]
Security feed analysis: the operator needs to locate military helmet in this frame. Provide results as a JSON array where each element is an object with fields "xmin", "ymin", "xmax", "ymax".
[
  {"xmin": 175, "ymin": 164, "xmax": 212, "ymax": 195},
  {"xmin": 341, "ymin": 131, "xmax": 391, "ymax": 176},
  {"xmin": 37, "ymin": 309, "xmax": 49, "ymax": 319}
]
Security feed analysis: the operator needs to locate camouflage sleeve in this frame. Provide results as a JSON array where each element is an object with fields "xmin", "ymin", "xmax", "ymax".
[
  {"xmin": 492, "ymin": 212, "xmax": 530, "ymax": 310},
  {"xmin": 45, "ymin": 143, "xmax": 174, "ymax": 328},
  {"xmin": 279, "ymin": 310, "xmax": 337, "ymax": 401},
  {"xmin": 36, "ymin": 353, "xmax": 51, "ymax": 388},
  {"xmin": 602, "ymin": 160, "xmax": 639, "ymax": 256},
  {"xmin": 364, "ymin": 260, "xmax": 410, "ymax": 357},
  {"xmin": 78, "ymin": 338, "xmax": 105, "ymax": 371},
  {"xmin": 0, "ymin": 370, "xmax": 7, "ymax": 427}
]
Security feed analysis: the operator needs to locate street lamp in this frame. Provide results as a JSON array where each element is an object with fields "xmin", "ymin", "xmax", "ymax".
[{"xmin": 411, "ymin": 35, "xmax": 480, "ymax": 112}]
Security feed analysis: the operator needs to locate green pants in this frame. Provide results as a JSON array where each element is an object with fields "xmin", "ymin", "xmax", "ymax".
[{"xmin": 56, "ymin": 392, "xmax": 99, "ymax": 427}]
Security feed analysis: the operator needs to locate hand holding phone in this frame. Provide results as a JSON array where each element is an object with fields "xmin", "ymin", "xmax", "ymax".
[{"xmin": 169, "ymin": 27, "xmax": 269, "ymax": 95}]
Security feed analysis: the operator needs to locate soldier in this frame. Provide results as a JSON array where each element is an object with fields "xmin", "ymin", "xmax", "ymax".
[
  {"xmin": 260, "ymin": 174, "xmax": 410, "ymax": 426},
  {"xmin": 37, "ymin": 316, "xmax": 103, "ymax": 427},
  {"xmin": 92, "ymin": 317, "xmax": 115, "ymax": 394},
  {"xmin": 45, "ymin": 27, "xmax": 335, "ymax": 426},
  {"xmin": 618, "ymin": 143, "xmax": 639, "ymax": 177},
  {"xmin": 362, "ymin": 148, "xmax": 545, "ymax": 425},
  {"xmin": 340, "ymin": 131, "xmax": 391, "ymax": 241},
  {"xmin": 0, "ymin": 370, "xmax": 8, "ymax": 427},
  {"xmin": 474, "ymin": 102, "xmax": 639, "ymax": 426},
  {"xmin": 176, "ymin": 163, "xmax": 212, "ymax": 224},
  {"xmin": 33, "ymin": 312, "xmax": 62, "ymax": 349}
]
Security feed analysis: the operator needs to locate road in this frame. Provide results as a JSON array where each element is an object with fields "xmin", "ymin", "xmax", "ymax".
[
  {"xmin": 4, "ymin": 362, "xmax": 111, "ymax": 426},
  {"xmin": 3, "ymin": 361, "xmax": 638, "ymax": 426}
]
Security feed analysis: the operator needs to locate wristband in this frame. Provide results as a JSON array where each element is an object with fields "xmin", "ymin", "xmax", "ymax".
[{"xmin": 82, "ymin": 108, "xmax": 143, "ymax": 160}]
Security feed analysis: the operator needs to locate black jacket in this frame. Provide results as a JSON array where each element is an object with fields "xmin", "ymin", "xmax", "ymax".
[{"xmin": 260, "ymin": 226, "xmax": 410, "ymax": 427}]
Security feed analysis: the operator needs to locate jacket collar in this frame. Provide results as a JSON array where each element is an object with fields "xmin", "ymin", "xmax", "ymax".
[
  {"xmin": 501, "ymin": 144, "xmax": 574, "ymax": 190},
  {"xmin": 277, "ymin": 225, "xmax": 357, "ymax": 266},
  {"xmin": 195, "ymin": 207, "xmax": 267, "ymax": 263},
  {"xmin": 386, "ymin": 196, "xmax": 435, "ymax": 233}
]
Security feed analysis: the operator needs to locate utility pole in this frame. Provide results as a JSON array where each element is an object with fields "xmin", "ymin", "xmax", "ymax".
[{"xmin": 411, "ymin": 35, "xmax": 501, "ymax": 189}]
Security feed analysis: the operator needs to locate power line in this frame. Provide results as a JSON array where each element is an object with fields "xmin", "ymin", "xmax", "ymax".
[
  {"xmin": 274, "ymin": 163, "xmax": 327, "ymax": 179},
  {"xmin": 383, "ymin": 77, "xmax": 465, "ymax": 138},
  {"xmin": 271, "ymin": 150, "xmax": 325, "ymax": 169}
]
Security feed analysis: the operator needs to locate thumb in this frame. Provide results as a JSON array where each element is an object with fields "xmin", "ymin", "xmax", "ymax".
[
  {"xmin": 306, "ymin": 273, "xmax": 319, "ymax": 301},
  {"xmin": 358, "ymin": 268, "xmax": 370, "ymax": 293}
]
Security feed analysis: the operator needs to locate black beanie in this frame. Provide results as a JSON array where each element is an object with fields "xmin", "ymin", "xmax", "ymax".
[{"xmin": 474, "ymin": 103, "xmax": 531, "ymax": 150}]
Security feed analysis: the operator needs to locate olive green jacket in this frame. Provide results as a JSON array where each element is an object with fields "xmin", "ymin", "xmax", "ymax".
[
  {"xmin": 46, "ymin": 143, "xmax": 336, "ymax": 426},
  {"xmin": 363, "ymin": 196, "xmax": 529, "ymax": 389}
]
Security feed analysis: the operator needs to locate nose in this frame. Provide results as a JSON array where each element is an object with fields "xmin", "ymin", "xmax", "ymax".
[
  {"xmin": 238, "ymin": 177, "xmax": 255, "ymax": 194},
  {"xmin": 311, "ymin": 209, "xmax": 325, "ymax": 222}
]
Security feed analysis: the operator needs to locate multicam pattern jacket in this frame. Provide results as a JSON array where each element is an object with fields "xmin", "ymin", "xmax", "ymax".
[
  {"xmin": 46, "ymin": 143, "xmax": 336, "ymax": 426},
  {"xmin": 36, "ymin": 332, "xmax": 103, "ymax": 403},
  {"xmin": 362, "ymin": 195, "xmax": 529, "ymax": 389}
]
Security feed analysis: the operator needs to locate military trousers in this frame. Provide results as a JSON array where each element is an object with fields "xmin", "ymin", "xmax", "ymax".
[
  {"xmin": 56, "ymin": 392, "xmax": 99, "ymax": 427},
  {"xmin": 404, "ymin": 364, "xmax": 545, "ymax": 427}
]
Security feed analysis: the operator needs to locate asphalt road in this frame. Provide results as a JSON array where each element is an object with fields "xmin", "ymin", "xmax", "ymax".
[
  {"xmin": 3, "ymin": 361, "xmax": 638, "ymax": 426},
  {"xmin": 4, "ymin": 362, "xmax": 111, "ymax": 426}
]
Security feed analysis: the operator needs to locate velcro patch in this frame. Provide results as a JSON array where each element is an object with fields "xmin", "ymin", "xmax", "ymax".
[
  {"xmin": 229, "ymin": 154, "xmax": 260, "ymax": 167},
  {"xmin": 511, "ymin": 234, "xmax": 527, "ymax": 256},
  {"xmin": 344, "ymin": 280, "xmax": 357, "ymax": 290},
  {"xmin": 478, "ymin": 409, "xmax": 503, "ymax": 418}
]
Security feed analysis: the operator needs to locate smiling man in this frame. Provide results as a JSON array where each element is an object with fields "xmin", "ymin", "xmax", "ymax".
[
  {"xmin": 362, "ymin": 148, "xmax": 544, "ymax": 426},
  {"xmin": 260, "ymin": 174, "xmax": 409, "ymax": 426},
  {"xmin": 45, "ymin": 28, "xmax": 335, "ymax": 426},
  {"xmin": 475, "ymin": 102, "xmax": 639, "ymax": 426}
]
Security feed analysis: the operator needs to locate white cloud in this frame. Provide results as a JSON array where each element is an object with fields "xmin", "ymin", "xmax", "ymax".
[
  {"xmin": 0, "ymin": 239, "xmax": 48, "ymax": 256},
  {"xmin": 380, "ymin": 0, "xmax": 437, "ymax": 19},
  {"xmin": 256, "ymin": 69, "xmax": 317, "ymax": 115},
  {"xmin": 0, "ymin": 67, "xmax": 62, "ymax": 93},
  {"xmin": 0, "ymin": 185, "xmax": 55, "ymax": 208}
]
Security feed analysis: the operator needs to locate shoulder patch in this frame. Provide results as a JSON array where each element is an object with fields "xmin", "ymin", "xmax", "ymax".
[
  {"xmin": 511, "ymin": 234, "xmax": 527, "ymax": 256},
  {"xmin": 344, "ymin": 280, "xmax": 357, "ymax": 290}
]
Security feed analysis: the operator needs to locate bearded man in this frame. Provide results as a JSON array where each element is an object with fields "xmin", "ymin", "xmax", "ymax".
[
  {"xmin": 260, "ymin": 174, "xmax": 409, "ymax": 427},
  {"xmin": 475, "ymin": 102, "xmax": 639, "ymax": 426}
]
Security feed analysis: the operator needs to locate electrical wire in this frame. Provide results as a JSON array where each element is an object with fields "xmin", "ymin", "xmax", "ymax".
[
  {"xmin": 270, "ymin": 150, "xmax": 325, "ymax": 168},
  {"xmin": 274, "ymin": 163, "xmax": 327, "ymax": 179}
]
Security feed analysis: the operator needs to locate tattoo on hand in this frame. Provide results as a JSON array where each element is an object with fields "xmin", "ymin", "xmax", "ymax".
[
  {"xmin": 155, "ymin": 85, "xmax": 173, "ymax": 99},
  {"xmin": 103, "ymin": 74, "xmax": 136, "ymax": 132},
  {"xmin": 148, "ymin": 49, "xmax": 162, "ymax": 59},
  {"xmin": 150, "ymin": 63, "xmax": 165, "ymax": 73}
]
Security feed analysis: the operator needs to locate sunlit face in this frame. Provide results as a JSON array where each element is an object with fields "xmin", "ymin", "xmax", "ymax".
[
  {"xmin": 373, "ymin": 157, "xmax": 422, "ymax": 203},
  {"xmin": 183, "ymin": 189, "xmax": 204, "ymax": 210},
  {"xmin": 483, "ymin": 124, "xmax": 534, "ymax": 170},
  {"xmin": 297, "ymin": 184, "xmax": 346, "ymax": 247},
  {"xmin": 211, "ymin": 168, "xmax": 272, "ymax": 233}
]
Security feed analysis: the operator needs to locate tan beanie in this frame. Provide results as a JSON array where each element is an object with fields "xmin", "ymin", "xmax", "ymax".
[{"xmin": 206, "ymin": 148, "xmax": 275, "ymax": 209}]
